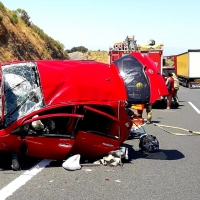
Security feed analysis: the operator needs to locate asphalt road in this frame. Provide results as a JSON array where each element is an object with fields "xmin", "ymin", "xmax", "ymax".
[{"xmin": 0, "ymin": 86, "xmax": 200, "ymax": 200}]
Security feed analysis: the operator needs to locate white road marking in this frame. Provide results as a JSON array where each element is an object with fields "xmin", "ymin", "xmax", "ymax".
[
  {"xmin": 188, "ymin": 102, "xmax": 200, "ymax": 114},
  {"xmin": 0, "ymin": 159, "xmax": 52, "ymax": 200}
]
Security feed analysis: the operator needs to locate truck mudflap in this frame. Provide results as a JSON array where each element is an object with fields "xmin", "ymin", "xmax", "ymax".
[{"xmin": 188, "ymin": 82, "xmax": 200, "ymax": 89}]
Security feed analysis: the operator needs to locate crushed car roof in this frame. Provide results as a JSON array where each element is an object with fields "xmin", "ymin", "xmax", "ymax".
[{"xmin": 2, "ymin": 60, "xmax": 128, "ymax": 106}]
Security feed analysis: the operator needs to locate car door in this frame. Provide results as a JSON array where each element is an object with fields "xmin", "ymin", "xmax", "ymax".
[
  {"xmin": 16, "ymin": 113, "xmax": 84, "ymax": 160},
  {"xmin": 71, "ymin": 104, "xmax": 123, "ymax": 158}
]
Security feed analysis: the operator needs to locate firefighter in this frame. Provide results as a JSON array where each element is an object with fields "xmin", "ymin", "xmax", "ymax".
[
  {"xmin": 172, "ymin": 73, "xmax": 179, "ymax": 106},
  {"xmin": 132, "ymin": 103, "xmax": 152, "ymax": 124},
  {"xmin": 133, "ymin": 81, "xmax": 152, "ymax": 124}
]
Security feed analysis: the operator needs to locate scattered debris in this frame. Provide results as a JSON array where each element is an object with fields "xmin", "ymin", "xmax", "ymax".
[
  {"xmin": 94, "ymin": 147, "xmax": 128, "ymax": 167},
  {"xmin": 61, "ymin": 147, "xmax": 128, "ymax": 171},
  {"xmin": 115, "ymin": 180, "xmax": 121, "ymax": 183},
  {"xmin": 83, "ymin": 169, "xmax": 92, "ymax": 172},
  {"xmin": 81, "ymin": 163, "xmax": 101, "ymax": 167},
  {"xmin": 106, "ymin": 168, "xmax": 115, "ymax": 172}
]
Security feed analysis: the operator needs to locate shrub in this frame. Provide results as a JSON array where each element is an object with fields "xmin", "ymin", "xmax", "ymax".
[
  {"xmin": 0, "ymin": 15, "xmax": 3, "ymax": 22},
  {"xmin": 53, "ymin": 40, "xmax": 65, "ymax": 51},
  {"xmin": 65, "ymin": 49, "xmax": 71, "ymax": 53},
  {"xmin": 31, "ymin": 23, "xmax": 65, "ymax": 51},
  {"xmin": 9, "ymin": 13, "xmax": 18, "ymax": 25},
  {"xmin": 0, "ymin": 2, "xmax": 5, "ymax": 11}
]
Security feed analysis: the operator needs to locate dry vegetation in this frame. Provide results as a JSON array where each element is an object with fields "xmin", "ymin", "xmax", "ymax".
[
  {"xmin": 84, "ymin": 51, "xmax": 108, "ymax": 63},
  {"xmin": 68, "ymin": 50, "xmax": 108, "ymax": 64}
]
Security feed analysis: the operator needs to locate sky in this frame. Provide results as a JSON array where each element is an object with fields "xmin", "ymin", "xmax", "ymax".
[{"xmin": 1, "ymin": 0, "xmax": 200, "ymax": 55}]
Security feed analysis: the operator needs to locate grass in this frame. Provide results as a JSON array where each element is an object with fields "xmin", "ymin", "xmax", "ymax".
[{"xmin": 84, "ymin": 51, "xmax": 108, "ymax": 63}]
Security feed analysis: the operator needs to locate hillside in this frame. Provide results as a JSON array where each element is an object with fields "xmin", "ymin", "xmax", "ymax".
[{"xmin": 0, "ymin": 2, "xmax": 69, "ymax": 63}]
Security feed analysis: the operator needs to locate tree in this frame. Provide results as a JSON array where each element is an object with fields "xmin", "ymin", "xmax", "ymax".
[
  {"xmin": 70, "ymin": 46, "xmax": 88, "ymax": 53},
  {"xmin": 15, "ymin": 8, "xmax": 31, "ymax": 26},
  {"xmin": 65, "ymin": 49, "xmax": 71, "ymax": 53}
]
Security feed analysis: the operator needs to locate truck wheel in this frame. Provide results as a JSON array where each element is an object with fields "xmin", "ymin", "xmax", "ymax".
[
  {"xmin": 185, "ymin": 80, "xmax": 188, "ymax": 88},
  {"xmin": 188, "ymin": 83, "xmax": 192, "ymax": 89}
]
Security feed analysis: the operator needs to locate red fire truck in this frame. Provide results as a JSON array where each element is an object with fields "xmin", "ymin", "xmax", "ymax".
[{"xmin": 108, "ymin": 36, "xmax": 164, "ymax": 75}]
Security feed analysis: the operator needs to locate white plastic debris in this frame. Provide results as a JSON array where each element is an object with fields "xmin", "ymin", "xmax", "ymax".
[{"xmin": 62, "ymin": 154, "xmax": 81, "ymax": 171}]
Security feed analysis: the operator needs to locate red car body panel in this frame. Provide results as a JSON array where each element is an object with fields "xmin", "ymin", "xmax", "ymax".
[
  {"xmin": 0, "ymin": 60, "xmax": 132, "ymax": 160},
  {"xmin": 36, "ymin": 60, "xmax": 127, "ymax": 105}
]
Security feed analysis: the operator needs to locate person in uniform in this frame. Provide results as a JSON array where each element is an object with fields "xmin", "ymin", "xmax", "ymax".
[{"xmin": 172, "ymin": 73, "xmax": 179, "ymax": 106}]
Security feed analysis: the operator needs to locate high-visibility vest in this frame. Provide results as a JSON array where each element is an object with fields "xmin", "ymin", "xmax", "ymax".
[
  {"xmin": 173, "ymin": 76, "xmax": 179, "ymax": 89},
  {"xmin": 131, "ymin": 104, "xmax": 144, "ymax": 110}
]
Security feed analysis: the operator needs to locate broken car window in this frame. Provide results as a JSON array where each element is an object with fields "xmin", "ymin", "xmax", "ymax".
[
  {"xmin": 2, "ymin": 62, "xmax": 45, "ymax": 127},
  {"xmin": 11, "ymin": 106, "xmax": 78, "ymax": 138},
  {"xmin": 25, "ymin": 116, "xmax": 72, "ymax": 137}
]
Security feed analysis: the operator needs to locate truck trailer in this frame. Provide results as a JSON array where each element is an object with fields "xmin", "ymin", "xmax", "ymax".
[{"xmin": 176, "ymin": 49, "xmax": 200, "ymax": 88}]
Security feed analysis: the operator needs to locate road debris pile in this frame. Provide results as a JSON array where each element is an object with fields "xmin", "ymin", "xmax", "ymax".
[
  {"xmin": 62, "ymin": 147, "xmax": 128, "ymax": 171},
  {"xmin": 93, "ymin": 147, "xmax": 128, "ymax": 167}
]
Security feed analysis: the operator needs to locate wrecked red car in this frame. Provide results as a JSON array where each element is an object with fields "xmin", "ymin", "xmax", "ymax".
[
  {"xmin": 0, "ymin": 52, "xmax": 167, "ymax": 170},
  {"xmin": 0, "ymin": 60, "xmax": 132, "ymax": 168}
]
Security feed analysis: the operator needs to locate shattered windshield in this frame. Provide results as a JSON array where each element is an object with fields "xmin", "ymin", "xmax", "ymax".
[
  {"xmin": 2, "ymin": 62, "xmax": 45, "ymax": 127},
  {"xmin": 114, "ymin": 55, "xmax": 150, "ymax": 104}
]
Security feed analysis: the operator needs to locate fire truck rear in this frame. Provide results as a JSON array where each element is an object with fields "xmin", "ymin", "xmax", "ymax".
[{"xmin": 108, "ymin": 36, "xmax": 164, "ymax": 75}]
